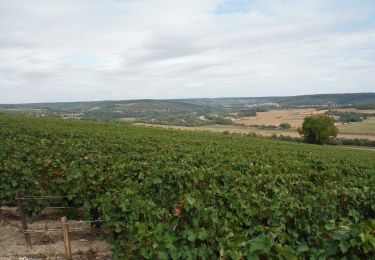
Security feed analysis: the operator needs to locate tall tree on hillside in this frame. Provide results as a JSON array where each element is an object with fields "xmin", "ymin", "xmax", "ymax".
[{"xmin": 299, "ymin": 115, "xmax": 338, "ymax": 144}]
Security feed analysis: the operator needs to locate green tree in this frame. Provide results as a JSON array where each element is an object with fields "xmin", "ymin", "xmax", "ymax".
[
  {"xmin": 298, "ymin": 115, "xmax": 338, "ymax": 144},
  {"xmin": 279, "ymin": 122, "xmax": 291, "ymax": 129},
  {"xmin": 339, "ymin": 112, "xmax": 362, "ymax": 123}
]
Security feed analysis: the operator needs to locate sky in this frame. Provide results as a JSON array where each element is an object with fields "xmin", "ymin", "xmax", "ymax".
[{"xmin": 0, "ymin": 0, "xmax": 375, "ymax": 103}]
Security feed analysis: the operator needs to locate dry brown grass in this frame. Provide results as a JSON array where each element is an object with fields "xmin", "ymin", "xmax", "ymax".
[
  {"xmin": 134, "ymin": 108, "xmax": 375, "ymax": 140},
  {"xmin": 118, "ymin": 117, "xmax": 137, "ymax": 122},
  {"xmin": 235, "ymin": 109, "xmax": 327, "ymax": 129}
]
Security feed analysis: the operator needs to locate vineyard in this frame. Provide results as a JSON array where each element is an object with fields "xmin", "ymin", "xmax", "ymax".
[{"xmin": 0, "ymin": 113, "xmax": 374, "ymax": 259}]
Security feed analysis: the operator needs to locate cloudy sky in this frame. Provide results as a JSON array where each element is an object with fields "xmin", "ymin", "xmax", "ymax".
[{"xmin": 0, "ymin": 0, "xmax": 374, "ymax": 103}]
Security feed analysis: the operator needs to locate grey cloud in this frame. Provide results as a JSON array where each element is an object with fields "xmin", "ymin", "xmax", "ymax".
[{"xmin": 0, "ymin": 0, "xmax": 374, "ymax": 103}]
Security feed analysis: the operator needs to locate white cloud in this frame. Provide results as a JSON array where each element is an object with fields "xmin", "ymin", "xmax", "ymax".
[{"xmin": 0, "ymin": 0, "xmax": 374, "ymax": 103}]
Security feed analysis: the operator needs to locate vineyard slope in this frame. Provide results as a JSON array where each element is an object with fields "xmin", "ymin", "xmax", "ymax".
[{"xmin": 0, "ymin": 114, "xmax": 374, "ymax": 258}]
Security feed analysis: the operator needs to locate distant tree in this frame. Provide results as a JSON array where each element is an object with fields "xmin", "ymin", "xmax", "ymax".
[
  {"xmin": 298, "ymin": 115, "xmax": 338, "ymax": 144},
  {"xmin": 279, "ymin": 123, "xmax": 291, "ymax": 129},
  {"xmin": 239, "ymin": 110, "xmax": 257, "ymax": 117},
  {"xmin": 339, "ymin": 112, "xmax": 362, "ymax": 123},
  {"xmin": 213, "ymin": 117, "xmax": 233, "ymax": 125}
]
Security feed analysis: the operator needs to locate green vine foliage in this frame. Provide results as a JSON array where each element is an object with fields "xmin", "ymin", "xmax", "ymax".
[{"xmin": 0, "ymin": 114, "xmax": 374, "ymax": 258}]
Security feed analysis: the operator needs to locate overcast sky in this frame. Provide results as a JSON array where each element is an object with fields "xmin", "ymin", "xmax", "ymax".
[{"xmin": 0, "ymin": 0, "xmax": 374, "ymax": 103}]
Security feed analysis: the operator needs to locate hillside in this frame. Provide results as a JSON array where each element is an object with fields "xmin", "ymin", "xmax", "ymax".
[
  {"xmin": 272, "ymin": 93, "xmax": 375, "ymax": 108},
  {"xmin": 0, "ymin": 99, "xmax": 206, "ymax": 122},
  {"xmin": 177, "ymin": 93, "xmax": 375, "ymax": 108},
  {"xmin": 1, "ymin": 114, "xmax": 374, "ymax": 258},
  {"xmin": 0, "ymin": 99, "xmax": 203, "ymax": 114},
  {"xmin": 1, "ymin": 93, "xmax": 374, "ymax": 112},
  {"xmin": 1, "ymin": 93, "xmax": 374, "ymax": 127}
]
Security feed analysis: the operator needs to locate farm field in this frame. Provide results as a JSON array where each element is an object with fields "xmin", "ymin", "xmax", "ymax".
[
  {"xmin": 1, "ymin": 114, "xmax": 375, "ymax": 258},
  {"xmin": 333, "ymin": 108, "xmax": 375, "ymax": 114},
  {"xmin": 232, "ymin": 108, "xmax": 374, "ymax": 137},
  {"xmin": 135, "ymin": 123, "xmax": 304, "ymax": 139},
  {"xmin": 201, "ymin": 123, "xmax": 375, "ymax": 140},
  {"xmin": 136, "ymin": 122, "xmax": 375, "ymax": 141},
  {"xmin": 234, "ymin": 109, "xmax": 328, "ymax": 129},
  {"xmin": 118, "ymin": 117, "xmax": 137, "ymax": 122},
  {"xmin": 337, "ymin": 118, "xmax": 375, "ymax": 135}
]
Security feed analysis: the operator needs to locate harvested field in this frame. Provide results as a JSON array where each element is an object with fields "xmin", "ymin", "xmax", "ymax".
[
  {"xmin": 235, "ymin": 109, "xmax": 327, "ymax": 129},
  {"xmin": 118, "ymin": 117, "xmax": 137, "ymax": 122}
]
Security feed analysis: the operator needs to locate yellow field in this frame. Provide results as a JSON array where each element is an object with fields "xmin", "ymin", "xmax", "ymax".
[
  {"xmin": 133, "ymin": 108, "xmax": 375, "ymax": 140},
  {"xmin": 235, "ymin": 109, "xmax": 327, "ymax": 129}
]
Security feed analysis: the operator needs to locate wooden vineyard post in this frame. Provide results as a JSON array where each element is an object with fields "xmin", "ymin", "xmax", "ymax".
[
  {"xmin": 16, "ymin": 193, "xmax": 32, "ymax": 248},
  {"xmin": 0, "ymin": 201, "xmax": 3, "ymax": 224},
  {"xmin": 61, "ymin": 216, "xmax": 73, "ymax": 259}
]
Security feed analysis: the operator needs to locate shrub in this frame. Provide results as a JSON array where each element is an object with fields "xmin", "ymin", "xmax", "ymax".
[{"xmin": 279, "ymin": 123, "xmax": 291, "ymax": 129}]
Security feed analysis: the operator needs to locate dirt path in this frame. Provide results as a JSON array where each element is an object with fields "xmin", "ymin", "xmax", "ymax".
[
  {"xmin": 0, "ymin": 208, "xmax": 111, "ymax": 259},
  {"xmin": 336, "ymin": 145, "xmax": 375, "ymax": 152}
]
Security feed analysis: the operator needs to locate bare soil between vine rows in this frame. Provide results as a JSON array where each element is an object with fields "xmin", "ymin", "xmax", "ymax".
[{"xmin": 0, "ymin": 207, "xmax": 111, "ymax": 260}]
